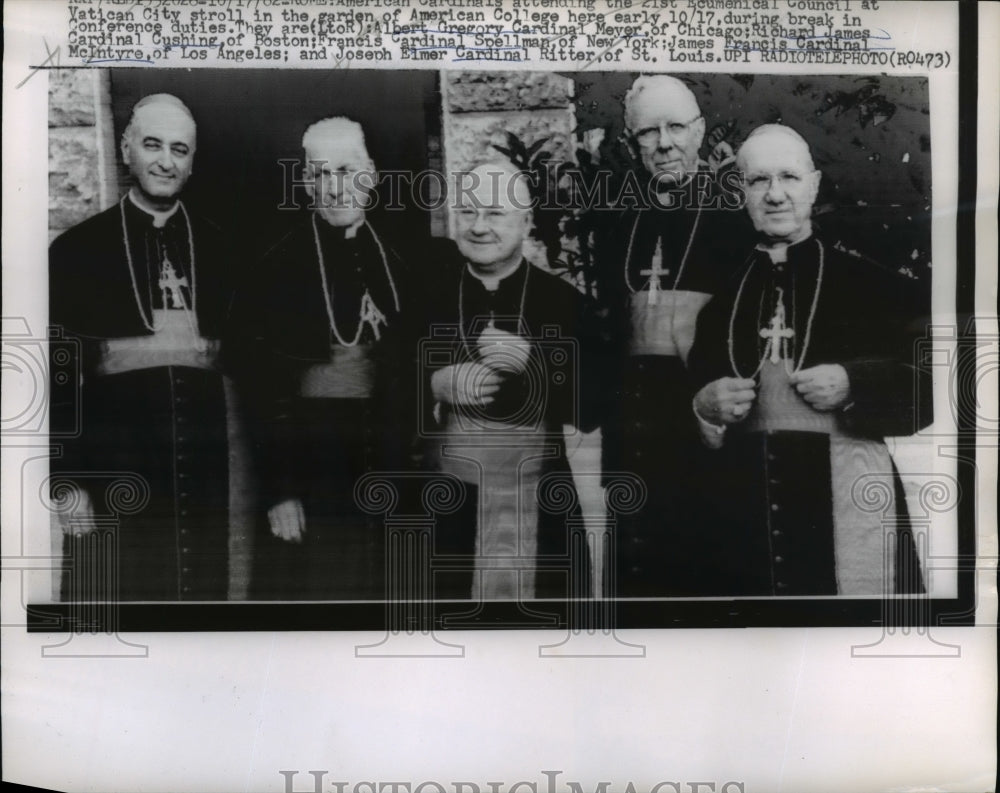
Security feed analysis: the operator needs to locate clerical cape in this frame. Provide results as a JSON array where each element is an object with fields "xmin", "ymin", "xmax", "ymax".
[
  {"xmin": 49, "ymin": 197, "xmax": 250, "ymax": 601},
  {"xmin": 407, "ymin": 250, "xmax": 602, "ymax": 601},
  {"xmin": 229, "ymin": 215, "xmax": 411, "ymax": 600},
  {"xmin": 596, "ymin": 165, "xmax": 755, "ymax": 596},
  {"xmin": 687, "ymin": 234, "xmax": 931, "ymax": 596}
]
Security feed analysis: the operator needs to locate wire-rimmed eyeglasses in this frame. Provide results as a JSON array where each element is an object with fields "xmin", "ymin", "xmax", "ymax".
[{"xmin": 632, "ymin": 115, "xmax": 702, "ymax": 148}]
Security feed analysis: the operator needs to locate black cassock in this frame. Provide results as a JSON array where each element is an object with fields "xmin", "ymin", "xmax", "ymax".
[
  {"xmin": 407, "ymin": 252, "xmax": 602, "ymax": 601},
  {"xmin": 596, "ymin": 167, "xmax": 755, "ymax": 597},
  {"xmin": 231, "ymin": 216, "xmax": 411, "ymax": 600},
  {"xmin": 49, "ymin": 196, "xmax": 246, "ymax": 601},
  {"xmin": 687, "ymin": 234, "xmax": 931, "ymax": 596}
]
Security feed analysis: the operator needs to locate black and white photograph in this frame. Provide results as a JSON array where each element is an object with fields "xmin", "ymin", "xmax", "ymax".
[
  {"xmin": 2, "ymin": 1, "xmax": 995, "ymax": 792},
  {"xmin": 40, "ymin": 67, "xmax": 950, "ymax": 624}
]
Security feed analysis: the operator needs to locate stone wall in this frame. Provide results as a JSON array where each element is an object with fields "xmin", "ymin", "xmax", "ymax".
[
  {"xmin": 440, "ymin": 71, "xmax": 577, "ymax": 268},
  {"xmin": 48, "ymin": 69, "xmax": 116, "ymax": 244}
]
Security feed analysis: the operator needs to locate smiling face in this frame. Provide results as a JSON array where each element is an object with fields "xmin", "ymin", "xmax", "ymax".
[
  {"xmin": 121, "ymin": 103, "xmax": 196, "ymax": 210},
  {"xmin": 626, "ymin": 78, "xmax": 705, "ymax": 186},
  {"xmin": 304, "ymin": 135, "xmax": 375, "ymax": 229},
  {"xmin": 738, "ymin": 128, "xmax": 821, "ymax": 245},
  {"xmin": 454, "ymin": 165, "xmax": 532, "ymax": 275}
]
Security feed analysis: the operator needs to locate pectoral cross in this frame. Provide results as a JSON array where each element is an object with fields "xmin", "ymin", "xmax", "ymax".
[
  {"xmin": 359, "ymin": 290, "xmax": 387, "ymax": 341},
  {"xmin": 638, "ymin": 238, "xmax": 670, "ymax": 306},
  {"xmin": 759, "ymin": 287, "xmax": 795, "ymax": 364},
  {"xmin": 158, "ymin": 257, "xmax": 189, "ymax": 310}
]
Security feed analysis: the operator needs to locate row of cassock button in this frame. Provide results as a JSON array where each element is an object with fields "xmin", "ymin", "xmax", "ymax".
[
  {"xmin": 172, "ymin": 370, "xmax": 196, "ymax": 598},
  {"xmin": 169, "ymin": 367, "xmax": 379, "ymax": 599},
  {"xmin": 766, "ymin": 448, "xmax": 789, "ymax": 593}
]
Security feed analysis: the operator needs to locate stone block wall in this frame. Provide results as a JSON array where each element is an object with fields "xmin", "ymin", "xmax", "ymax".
[
  {"xmin": 440, "ymin": 71, "xmax": 577, "ymax": 268},
  {"xmin": 48, "ymin": 69, "xmax": 116, "ymax": 244}
]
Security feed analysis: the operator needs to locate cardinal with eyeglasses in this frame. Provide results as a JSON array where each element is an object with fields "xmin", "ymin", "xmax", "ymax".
[
  {"xmin": 229, "ymin": 117, "xmax": 412, "ymax": 600},
  {"xmin": 596, "ymin": 75, "xmax": 754, "ymax": 597},
  {"xmin": 49, "ymin": 93, "xmax": 250, "ymax": 601},
  {"xmin": 687, "ymin": 124, "xmax": 932, "ymax": 597}
]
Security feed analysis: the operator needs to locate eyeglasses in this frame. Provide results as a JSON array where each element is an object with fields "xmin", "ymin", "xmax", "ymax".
[
  {"xmin": 310, "ymin": 165, "xmax": 376, "ymax": 193},
  {"xmin": 310, "ymin": 163, "xmax": 374, "ymax": 179},
  {"xmin": 632, "ymin": 116, "xmax": 702, "ymax": 148}
]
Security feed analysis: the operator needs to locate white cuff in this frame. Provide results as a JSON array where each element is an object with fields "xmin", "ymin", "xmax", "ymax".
[{"xmin": 693, "ymin": 399, "xmax": 727, "ymax": 449}]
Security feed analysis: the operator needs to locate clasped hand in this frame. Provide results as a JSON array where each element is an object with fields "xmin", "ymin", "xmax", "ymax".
[
  {"xmin": 693, "ymin": 377, "xmax": 757, "ymax": 425},
  {"xmin": 694, "ymin": 364, "xmax": 851, "ymax": 425},
  {"xmin": 789, "ymin": 364, "xmax": 851, "ymax": 411}
]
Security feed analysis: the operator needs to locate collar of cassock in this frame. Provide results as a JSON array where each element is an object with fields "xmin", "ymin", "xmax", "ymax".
[
  {"xmin": 127, "ymin": 189, "xmax": 181, "ymax": 229},
  {"xmin": 754, "ymin": 228, "xmax": 816, "ymax": 266},
  {"xmin": 316, "ymin": 214, "xmax": 366, "ymax": 244},
  {"xmin": 466, "ymin": 258, "xmax": 525, "ymax": 293},
  {"xmin": 648, "ymin": 160, "xmax": 711, "ymax": 205}
]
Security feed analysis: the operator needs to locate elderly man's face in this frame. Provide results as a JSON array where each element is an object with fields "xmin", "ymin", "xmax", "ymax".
[
  {"xmin": 121, "ymin": 105, "xmax": 196, "ymax": 206},
  {"xmin": 454, "ymin": 166, "xmax": 532, "ymax": 274},
  {"xmin": 305, "ymin": 138, "xmax": 375, "ymax": 228},
  {"xmin": 628, "ymin": 84, "xmax": 705, "ymax": 186},
  {"xmin": 740, "ymin": 133, "xmax": 821, "ymax": 244}
]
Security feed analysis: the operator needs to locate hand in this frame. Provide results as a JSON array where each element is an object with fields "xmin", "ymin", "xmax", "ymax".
[
  {"xmin": 708, "ymin": 141, "xmax": 735, "ymax": 172},
  {"xmin": 269, "ymin": 499, "xmax": 305, "ymax": 543},
  {"xmin": 476, "ymin": 327, "xmax": 531, "ymax": 374},
  {"xmin": 694, "ymin": 377, "xmax": 757, "ymax": 425},
  {"xmin": 790, "ymin": 364, "xmax": 851, "ymax": 411},
  {"xmin": 430, "ymin": 362, "xmax": 502, "ymax": 407},
  {"xmin": 55, "ymin": 485, "xmax": 97, "ymax": 536}
]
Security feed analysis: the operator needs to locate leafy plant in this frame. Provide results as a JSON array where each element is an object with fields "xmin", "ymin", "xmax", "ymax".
[{"xmin": 492, "ymin": 131, "xmax": 601, "ymax": 300}]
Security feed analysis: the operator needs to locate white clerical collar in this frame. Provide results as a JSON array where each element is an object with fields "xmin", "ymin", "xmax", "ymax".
[
  {"xmin": 127, "ymin": 189, "xmax": 180, "ymax": 228},
  {"xmin": 342, "ymin": 216, "xmax": 365, "ymax": 240},
  {"xmin": 757, "ymin": 244, "xmax": 788, "ymax": 264},
  {"xmin": 755, "ymin": 226, "xmax": 814, "ymax": 264},
  {"xmin": 653, "ymin": 159, "xmax": 707, "ymax": 195},
  {"xmin": 467, "ymin": 258, "xmax": 522, "ymax": 292}
]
